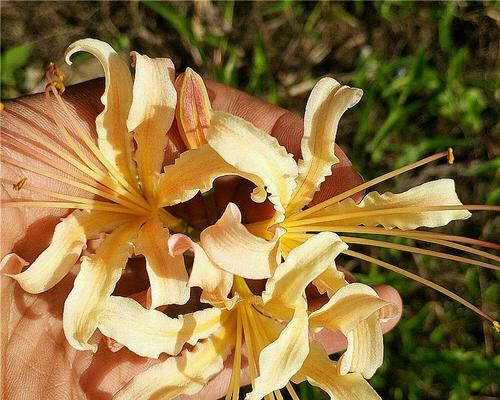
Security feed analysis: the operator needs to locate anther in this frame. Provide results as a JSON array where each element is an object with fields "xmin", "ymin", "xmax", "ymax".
[
  {"xmin": 447, "ymin": 148, "xmax": 454, "ymax": 165},
  {"xmin": 46, "ymin": 62, "xmax": 66, "ymax": 94},
  {"xmin": 0, "ymin": 102, "xmax": 4, "ymax": 111},
  {"xmin": 494, "ymin": 320, "xmax": 499, "ymax": 333},
  {"xmin": 12, "ymin": 177, "xmax": 28, "ymax": 191}
]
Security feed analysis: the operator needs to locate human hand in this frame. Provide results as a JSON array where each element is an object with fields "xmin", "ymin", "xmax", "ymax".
[{"xmin": 1, "ymin": 78, "xmax": 402, "ymax": 400}]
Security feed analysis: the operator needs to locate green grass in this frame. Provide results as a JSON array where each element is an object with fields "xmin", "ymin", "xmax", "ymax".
[{"xmin": 1, "ymin": 1, "xmax": 498, "ymax": 398}]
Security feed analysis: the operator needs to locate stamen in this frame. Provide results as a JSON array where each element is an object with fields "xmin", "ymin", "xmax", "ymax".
[
  {"xmin": 283, "ymin": 205, "xmax": 500, "ymax": 228},
  {"xmin": 240, "ymin": 306, "xmax": 258, "ymax": 388},
  {"xmin": 285, "ymin": 225, "xmax": 500, "ymax": 251},
  {"xmin": 225, "ymin": 310, "xmax": 242, "ymax": 400},
  {"xmin": 494, "ymin": 321, "xmax": 499, "ymax": 333},
  {"xmin": 286, "ymin": 151, "xmax": 449, "ymax": 222},
  {"xmin": 1, "ymin": 154, "xmax": 148, "ymax": 214},
  {"xmin": 339, "ymin": 236, "xmax": 500, "ymax": 271},
  {"xmin": 2, "ymin": 200, "xmax": 137, "ymax": 214},
  {"xmin": 12, "ymin": 177, "xmax": 28, "ymax": 191},
  {"xmin": 0, "ymin": 102, "xmax": 4, "ymax": 111},
  {"xmin": 344, "ymin": 249, "xmax": 496, "ymax": 323}
]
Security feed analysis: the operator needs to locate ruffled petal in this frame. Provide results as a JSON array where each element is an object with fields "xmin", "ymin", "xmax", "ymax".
[
  {"xmin": 338, "ymin": 314, "xmax": 383, "ymax": 379},
  {"xmin": 155, "ymin": 144, "xmax": 266, "ymax": 208},
  {"xmin": 63, "ymin": 220, "xmax": 142, "ymax": 352},
  {"xmin": 113, "ymin": 318, "xmax": 235, "ymax": 400},
  {"xmin": 246, "ymin": 301, "xmax": 309, "ymax": 400},
  {"xmin": 98, "ymin": 296, "xmax": 228, "ymax": 358},
  {"xmin": 293, "ymin": 343, "xmax": 381, "ymax": 400},
  {"xmin": 206, "ymin": 111, "xmax": 298, "ymax": 216},
  {"xmin": 135, "ymin": 216, "xmax": 189, "ymax": 308},
  {"xmin": 127, "ymin": 53, "xmax": 176, "ymax": 198},
  {"xmin": 313, "ymin": 265, "xmax": 348, "ymax": 297},
  {"xmin": 287, "ymin": 78, "xmax": 362, "ymax": 214},
  {"xmin": 310, "ymin": 179, "xmax": 471, "ymax": 230},
  {"xmin": 65, "ymin": 38, "xmax": 137, "ymax": 186},
  {"xmin": 309, "ymin": 283, "xmax": 399, "ymax": 378},
  {"xmin": 262, "ymin": 232, "xmax": 347, "ymax": 306},
  {"xmin": 7, "ymin": 210, "xmax": 135, "ymax": 293},
  {"xmin": 168, "ymin": 234, "xmax": 233, "ymax": 307},
  {"xmin": 200, "ymin": 203, "xmax": 282, "ymax": 279}
]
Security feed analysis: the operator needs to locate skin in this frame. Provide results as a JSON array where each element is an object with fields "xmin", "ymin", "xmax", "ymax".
[{"xmin": 0, "ymin": 79, "xmax": 402, "ymax": 400}]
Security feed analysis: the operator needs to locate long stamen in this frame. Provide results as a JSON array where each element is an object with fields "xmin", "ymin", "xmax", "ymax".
[
  {"xmin": 1, "ymin": 154, "xmax": 148, "ymax": 214},
  {"xmin": 1, "ymin": 200, "xmax": 137, "ymax": 214},
  {"xmin": 46, "ymin": 81, "xmax": 145, "ymax": 203},
  {"xmin": 285, "ymin": 225, "xmax": 500, "ymax": 251},
  {"xmin": 240, "ymin": 305, "xmax": 258, "ymax": 389},
  {"xmin": 2, "ymin": 126, "xmax": 147, "ymax": 210},
  {"xmin": 286, "ymin": 150, "xmax": 450, "ymax": 222},
  {"xmin": 338, "ymin": 236, "xmax": 500, "ymax": 271},
  {"xmin": 283, "ymin": 204, "xmax": 500, "ymax": 228},
  {"xmin": 343, "ymin": 249, "xmax": 496, "ymax": 324},
  {"xmin": 225, "ymin": 310, "xmax": 243, "ymax": 400}
]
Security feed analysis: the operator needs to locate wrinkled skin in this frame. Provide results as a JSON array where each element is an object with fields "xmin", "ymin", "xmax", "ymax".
[{"xmin": 0, "ymin": 79, "xmax": 402, "ymax": 400}]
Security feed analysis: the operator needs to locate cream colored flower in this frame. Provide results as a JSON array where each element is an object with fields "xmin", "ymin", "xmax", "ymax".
[
  {"xmin": 197, "ymin": 76, "xmax": 499, "ymax": 361},
  {"xmin": 0, "ymin": 38, "xmax": 266, "ymax": 353},
  {"xmin": 95, "ymin": 226, "xmax": 398, "ymax": 400}
]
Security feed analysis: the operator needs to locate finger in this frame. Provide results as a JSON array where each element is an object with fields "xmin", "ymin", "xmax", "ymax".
[{"xmin": 310, "ymin": 285, "xmax": 403, "ymax": 355}]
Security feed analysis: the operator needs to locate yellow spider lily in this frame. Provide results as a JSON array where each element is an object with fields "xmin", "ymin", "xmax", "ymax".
[
  {"xmin": 0, "ymin": 38, "xmax": 266, "ymax": 353},
  {"xmin": 195, "ymin": 77, "xmax": 499, "ymax": 338},
  {"xmin": 95, "ymin": 229, "xmax": 398, "ymax": 400}
]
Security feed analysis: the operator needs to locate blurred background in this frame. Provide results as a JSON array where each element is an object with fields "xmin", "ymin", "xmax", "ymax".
[{"xmin": 1, "ymin": 1, "xmax": 499, "ymax": 399}]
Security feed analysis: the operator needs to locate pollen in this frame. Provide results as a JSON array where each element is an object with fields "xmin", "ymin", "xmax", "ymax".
[
  {"xmin": 447, "ymin": 148, "xmax": 454, "ymax": 165},
  {"xmin": 494, "ymin": 320, "xmax": 499, "ymax": 333},
  {"xmin": 12, "ymin": 177, "xmax": 28, "ymax": 191}
]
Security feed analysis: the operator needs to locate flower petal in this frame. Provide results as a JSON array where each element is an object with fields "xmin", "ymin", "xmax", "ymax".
[
  {"xmin": 338, "ymin": 314, "xmax": 383, "ymax": 379},
  {"xmin": 155, "ymin": 144, "xmax": 266, "ymax": 208},
  {"xmin": 311, "ymin": 179, "xmax": 471, "ymax": 230},
  {"xmin": 246, "ymin": 301, "xmax": 309, "ymax": 400},
  {"xmin": 7, "ymin": 210, "xmax": 135, "ymax": 293},
  {"xmin": 309, "ymin": 283, "xmax": 399, "ymax": 378},
  {"xmin": 293, "ymin": 343, "xmax": 381, "ymax": 400},
  {"xmin": 168, "ymin": 234, "xmax": 234, "ymax": 307},
  {"xmin": 200, "ymin": 203, "xmax": 281, "ymax": 279},
  {"xmin": 287, "ymin": 78, "xmax": 362, "ymax": 214},
  {"xmin": 98, "ymin": 296, "xmax": 228, "ymax": 358},
  {"xmin": 262, "ymin": 232, "xmax": 347, "ymax": 306},
  {"xmin": 63, "ymin": 220, "xmax": 142, "ymax": 352},
  {"xmin": 135, "ymin": 216, "xmax": 189, "ymax": 308},
  {"xmin": 313, "ymin": 265, "xmax": 348, "ymax": 297},
  {"xmin": 206, "ymin": 111, "xmax": 298, "ymax": 216},
  {"xmin": 65, "ymin": 38, "xmax": 137, "ymax": 185},
  {"xmin": 113, "ymin": 318, "xmax": 235, "ymax": 400},
  {"xmin": 127, "ymin": 53, "xmax": 176, "ymax": 198}
]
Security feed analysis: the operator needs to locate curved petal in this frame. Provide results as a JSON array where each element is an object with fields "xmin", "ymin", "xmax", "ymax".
[
  {"xmin": 246, "ymin": 301, "xmax": 309, "ymax": 400},
  {"xmin": 262, "ymin": 232, "xmax": 347, "ymax": 306},
  {"xmin": 293, "ymin": 343, "xmax": 381, "ymax": 400},
  {"xmin": 155, "ymin": 144, "xmax": 266, "ymax": 208},
  {"xmin": 338, "ymin": 314, "xmax": 383, "ymax": 379},
  {"xmin": 206, "ymin": 111, "xmax": 298, "ymax": 216},
  {"xmin": 287, "ymin": 78, "xmax": 363, "ymax": 214},
  {"xmin": 200, "ymin": 203, "xmax": 282, "ymax": 279},
  {"xmin": 168, "ymin": 234, "xmax": 233, "ymax": 307},
  {"xmin": 63, "ymin": 220, "xmax": 142, "ymax": 352},
  {"xmin": 127, "ymin": 53, "xmax": 176, "ymax": 198},
  {"xmin": 309, "ymin": 283, "xmax": 399, "ymax": 378},
  {"xmin": 113, "ymin": 318, "xmax": 235, "ymax": 400},
  {"xmin": 7, "ymin": 210, "xmax": 135, "ymax": 293},
  {"xmin": 310, "ymin": 179, "xmax": 471, "ymax": 230},
  {"xmin": 98, "ymin": 296, "xmax": 228, "ymax": 358},
  {"xmin": 135, "ymin": 216, "xmax": 189, "ymax": 308},
  {"xmin": 313, "ymin": 265, "xmax": 348, "ymax": 297},
  {"xmin": 65, "ymin": 38, "xmax": 136, "ymax": 185}
]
